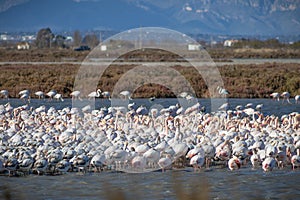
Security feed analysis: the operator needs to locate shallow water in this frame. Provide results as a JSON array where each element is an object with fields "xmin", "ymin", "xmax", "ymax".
[
  {"xmin": 1, "ymin": 167, "xmax": 300, "ymax": 200},
  {"xmin": 0, "ymin": 98, "xmax": 299, "ymax": 117}
]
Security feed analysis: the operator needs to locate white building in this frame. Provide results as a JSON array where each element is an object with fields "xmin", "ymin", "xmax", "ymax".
[
  {"xmin": 224, "ymin": 40, "xmax": 238, "ymax": 47},
  {"xmin": 188, "ymin": 44, "xmax": 201, "ymax": 51},
  {"xmin": 17, "ymin": 42, "xmax": 30, "ymax": 50}
]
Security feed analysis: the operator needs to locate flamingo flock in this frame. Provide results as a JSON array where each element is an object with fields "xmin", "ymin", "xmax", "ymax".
[
  {"xmin": 0, "ymin": 93, "xmax": 299, "ymax": 176},
  {"xmin": 0, "ymin": 88, "xmax": 112, "ymax": 102},
  {"xmin": 270, "ymin": 91, "xmax": 300, "ymax": 104}
]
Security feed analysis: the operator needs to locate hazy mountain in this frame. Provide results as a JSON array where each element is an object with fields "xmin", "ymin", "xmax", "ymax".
[{"xmin": 0, "ymin": 0, "xmax": 299, "ymax": 35}]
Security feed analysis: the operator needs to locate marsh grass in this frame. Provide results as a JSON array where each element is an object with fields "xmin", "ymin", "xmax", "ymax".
[{"xmin": 0, "ymin": 49, "xmax": 299, "ymax": 99}]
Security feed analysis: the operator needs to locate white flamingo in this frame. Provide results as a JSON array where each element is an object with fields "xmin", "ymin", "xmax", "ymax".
[
  {"xmin": 33, "ymin": 158, "xmax": 48, "ymax": 175},
  {"xmin": 70, "ymin": 90, "xmax": 81, "ymax": 100},
  {"xmin": 120, "ymin": 90, "xmax": 132, "ymax": 100},
  {"xmin": 190, "ymin": 153, "xmax": 205, "ymax": 172},
  {"xmin": 0, "ymin": 89, "xmax": 9, "ymax": 99},
  {"xmin": 270, "ymin": 92, "xmax": 280, "ymax": 101},
  {"xmin": 35, "ymin": 91, "xmax": 44, "ymax": 99},
  {"xmin": 20, "ymin": 93, "xmax": 30, "ymax": 103},
  {"xmin": 54, "ymin": 93, "xmax": 64, "ymax": 101},
  {"xmin": 295, "ymin": 95, "xmax": 300, "ymax": 104},
  {"xmin": 219, "ymin": 103, "xmax": 229, "ymax": 111},
  {"xmin": 46, "ymin": 90, "xmax": 57, "ymax": 100},
  {"xmin": 88, "ymin": 89, "xmax": 102, "ymax": 99},
  {"xmin": 56, "ymin": 159, "xmax": 71, "ymax": 174},
  {"xmin": 291, "ymin": 149, "xmax": 300, "ymax": 170},
  {"xmin": 158, "ymin": 155, "xmax": 172, "ymax": 172},
  {"xmin": 131, "ymin": 155, "xmax": 146, "ymax": 170},
  {"xmin": 4, "ymin": 157, "xmax": 18, "ymax": 176},
  {"xmin": 228, "ymin": 156, "xmax": 241, "ymax": 171},
  {"xmin": 19, "ymin": 158, "xmax": 34, "ymax": 174},
  {"xmin": 217, "ymin": 86, "xmax": 229, "ymax": 97},
  {"xmin": 102, "ymin": 91, "xmax": 111, "ymax": 99},
  {"xmin": 90, "ymin": 154, "xmax": 106, "ymax": 172},
  {"xmin": 19, "ymin": 89, "xmax": 30, "ymax": 96},
  {"xmin": 250, "ymin": 149, "xmax": 261, "ymax": 169},
  {"xmin": 281, "ymin": 92, "xmax": 291, "ymax": 104},
  {"xmin": 143, "ymin": 148, "xmax": 160, "ymax": 168},
  {"xmin": 262, "ymin": 157, "xmax": 276, "ymax": 172}
]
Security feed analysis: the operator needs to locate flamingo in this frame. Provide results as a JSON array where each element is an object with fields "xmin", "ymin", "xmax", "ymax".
[
  {"xmin": 20, "ymin": 93, "xmax": 30, "ymax": 103},
  {"xmin": 110, "ymin": 149, "xmax": 128, "ymax": 170},
  {"xmin": 219, "ymin": 103, "xmax": 229, "ymax": 111},
  {"xmin": 54, "ymin": 93, "xmax": 64, "ymax": 101},
  {"xmin": 4, "ymin": 157, "xmax": 18, "ymax": 176},
  {"xmin": 0, "ymin": 89, "xmax": 9, "ymax": 99},
  {"xmin": 245, "ymin": 103, "xmax": 253, "ymax": 108},
  {"xmin": 70, "ymin": 90, "xmax": 81, "ymax": 100},
  {"xmin": 217, "ymin": 86, "xmax": 229, "ymax": 97},
  {"xmin": 179, "ymin": 92, "xmax": 188, "ymax": 98},
  {"xmin": 89, "ymin": 154, "xmax": 106, "ymax": 172},
  {"xmin": 281, "ymin": 92, "xmax": 291, "ymax": 104},
  {"xmin": 270, "ymin": 92, "xmax": 280, "ymax": 101},
  {"xmin": 202, "ymin": 144, "xmax": 215, "ymax": 169},
  {"xmin": 46, "ymin": 90, "xmax": 57, "ymax": 100},
  {"xmin": 215, "ymin": 140, "xmax": 231, "ymax": 162},
  {"xmin": 102, "ymin": 91, "xmax": 111, "ymax": 99},
  {"xmin": 19, "ymin": 89, "xmax": 30, "ymax": 96},
  {"xmin": 262, "ymin": 157, "xmax": 276, "ymax": 172},
  {"xmin": 143, "ymin": 148, "xmax": 160, "ymax": 168},
  {"xmin": 228, "ymin": 156, "xmax": 242, "ymax": 171},
  {"xmin": 33, "ymin": 158, "xmax": 48, "ymax": 175},
  {"xmin": 186, "ymin": 145, "xmax": 204, "ymax": 159},
  {"xmin": 73, "ymin": 154, "xmax": 89, "ymax": 173},
  {"xmin": 291, "ymin": 149, "xmax": 300, "ymax": 170},
  {"xmin": 56, "ymin": 159, "xmax": 71, "ymax": 174},
  {"xmin": 19, "ymin": 158, "xmax": 34, "ymax": 174},
  {"xmin": 149, "ymin": 96, "xmax": 156, "ymax": 103},
  {"xmin": 185, "ymin": 94, "xmax": 194, "ymax": 101},
  {"xmin": 275, "ymin": 146, "xmax": 287, "ymax": 169},
  {"xmin": 88, "ymin": 89, "xmax": 102, "ymax": 99},
  {"xmin": 131, "ymin": 155, "xmax": 146, "ymax": 170},
  {"xmin": 250, "ymin": 150, "xmax": 261, "ymax": 169},
  {"xmin": 189, "ymin": 153, "xmax": 205, "ymax": 172},
  {"xmin": 0, "ymin": 159, "xmax": 4, "ymax": 173},
  {"xmin": 235, "ymin": 105, "xmax": 243, "ymax": 110},
  {"xmin": 35, "ymin": 91, "xmax": 44, "ymax": 99},
  {"xmin": 120, "ymin": 90, "xmax": 132, "ymax": 100},
  {"xmin": 158, "ymin": 155, "xmax": 172, "ymax": 172},
  {"xmin": 255, "ymin": 104, "xmax": 263, "ymax": 111},
  {"xmin": 128, "ymin": 102, "xmax": 135, "ymax": 110},
  {"xmin": 295, "ymin": 95, "xmax": 300, "ymax": 104}
]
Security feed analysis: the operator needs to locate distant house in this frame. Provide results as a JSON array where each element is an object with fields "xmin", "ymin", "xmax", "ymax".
[
  {"xmin": 100, "ymin": 45, "xmax": 107, "ymax": 51},
  {"xmin": 224, "ymin": 40, "xmax": 238, "ymax": 47},
  {"xmin": 17, "ymin": 42, "xmax": 30, "ymax": 50},
  {"xmin": 188, "ymin": 44, "xmax": 202, "ymax": 51}
]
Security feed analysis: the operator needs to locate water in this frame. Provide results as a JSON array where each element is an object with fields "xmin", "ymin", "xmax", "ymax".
[
  {"xmin": 0, "ymin": 98, "xmax": 300, "ymax": 200},
  {"xmin": 1, "ymin": 168, "xmax": 300, "ymax": 200},
  {"xmin": 0, "ymin": 98, "xmax": 299, "ymax": 117}
]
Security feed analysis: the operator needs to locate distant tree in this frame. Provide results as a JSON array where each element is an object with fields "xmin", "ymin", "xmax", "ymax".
[
  {"xmin": 82, "ymin": 34, "xmax": 99, "ymax": 48},
  {"xmin": 290, "ymin": 40, "xmax": 300, "ymax": 49},
  {"xmin": 52, "ymin": 35, "xmax": 66, "ymax": 48},
  {"xmin": 35, "ymin": 28, "xmax": 54, "ymax": 48},
  {"xmin": 73, "ymin": 30, "xmax": 82, "ymax": 47}
]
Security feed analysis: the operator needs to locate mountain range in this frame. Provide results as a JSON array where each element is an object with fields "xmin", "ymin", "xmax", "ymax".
[{"xmin": 0, "ymin": 0, "xmax": 299, "ymax": 36}]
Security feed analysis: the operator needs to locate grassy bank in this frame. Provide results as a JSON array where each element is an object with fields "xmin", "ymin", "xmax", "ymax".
[
  {"xmin": 0, "ymin": 62, "xmax": 299, "ymax": 99},
  {"xmin": 1, "ymin": 47, "xmax": 300, "ymax": 62}
]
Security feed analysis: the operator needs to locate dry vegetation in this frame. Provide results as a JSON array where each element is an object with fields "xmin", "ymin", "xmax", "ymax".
[
  {"xmin": 208, "ymin": 48, "xmax": 300, "ymax": 59},
  {"xmin": 0, "ymin": 48, "xmax": 299, "ymax": 98}
]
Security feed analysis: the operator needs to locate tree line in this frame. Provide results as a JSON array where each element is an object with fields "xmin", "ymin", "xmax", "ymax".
[
  {"xmin": 10, "ymin": 28, "xmax": 99, "ymax": 49},
  {"xmin": 34, "ymin": 28, "xmax": 99, "ymax": 49}
]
